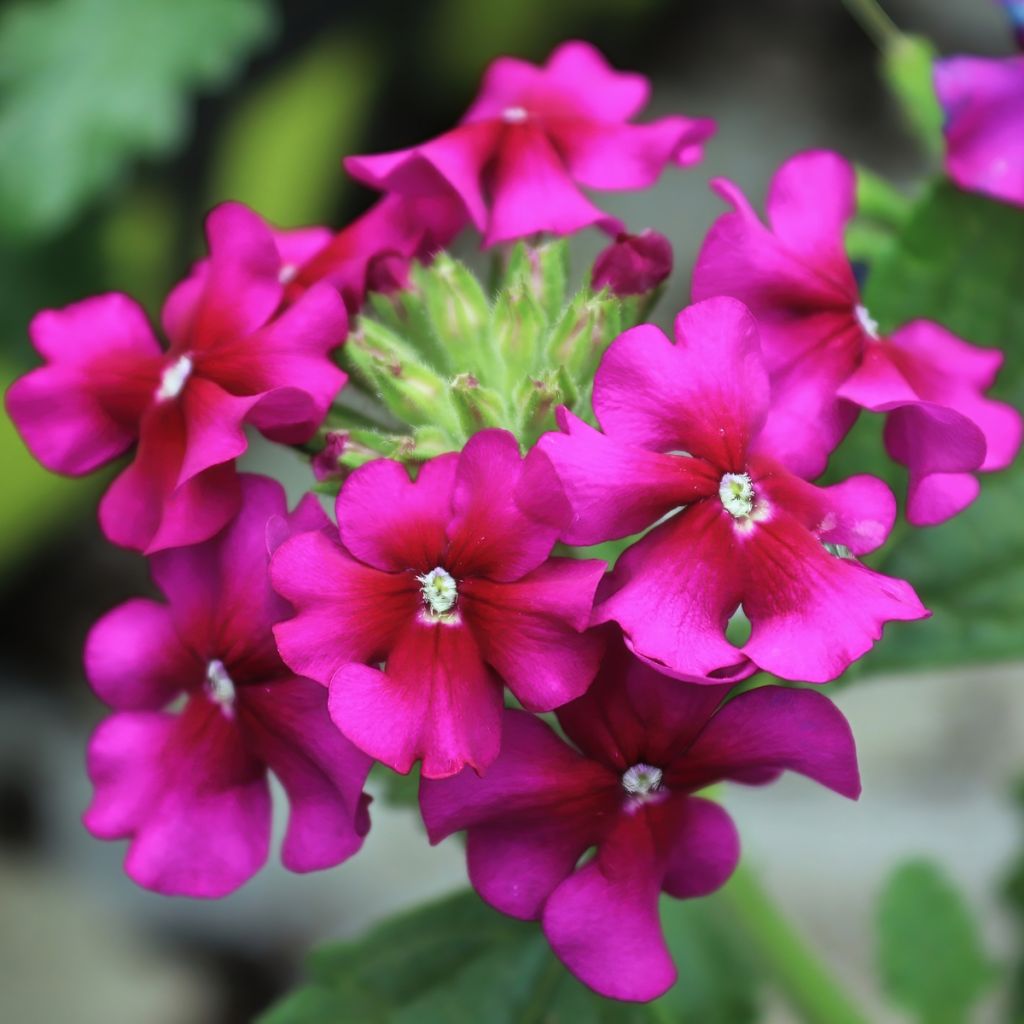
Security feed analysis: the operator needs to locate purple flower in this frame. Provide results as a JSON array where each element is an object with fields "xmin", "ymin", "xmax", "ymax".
[
  {"xmin": 344, "ymin": 41, "xmax": 714, "ymax": 247},
  {"xmin": 83, "ymin": 475, "xmax": 372, "ymax": 897},
  {"xmin": 591, "ymin": 229, "xmax": 673, "ymax": 296},
  {"xmin": 691, "ymin": 150, "xmax": 1021, "ymax": 524},
  {"xmin": 531, "ymin": 296, "xmax": 928, "ymax": 684},
  {"xmin": 421, "ymin": 641, "xmax": 860, "ymax": 1001},
  {"xmin": 271, "ymin": 429, "xmax": 606, "ymax": 779}
]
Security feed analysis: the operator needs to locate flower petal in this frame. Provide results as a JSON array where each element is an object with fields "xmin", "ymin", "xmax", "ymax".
[
  {"xmin": 460, "ymin": 557, "xmax": 606, "ymax": 711},
  {"xmin": 271, "ymin": 529, "xmax": 418, "ymax": 685},
  {"xmin": 676, "ymin": 686, "xmax": 861, "ymax": 799},
  {"xmin": 84, "ymin": 598, "xmax": 199, "ymax": 710},
  {"xmin": 741, "ymin": 509, "xmax": 928, "ymax": 682},
  {"xmin": 661, "ymin": 797, "xmax": 741, "ymax": 900},
  {"xmin": 593, "ymin": 298, "xmax": 769, "ymax": 469},
  {"xmin": 486, "ymin": 125, "xmax": 612, "ymax": 246},
  {"xmin": 596, "ymin": 502, "xmax": 752, "ymax": 684},
  {"xmin": 336, "ymin": 455, "xmax": 457, "ymax": 574},
  {"xmin": 534, "ymin": 408, "xmax": 717, "ymax": 545},
  {"xmin": 419, "ymin": 710, "xmax": 614, "ymax": 918},
  {"xmin": 240, "ymin": 677, "xmax": 372, "ymax": 872},
  {"xmin": 329, "ymin": 619, "xmax": 502, "ymax": 778},
  {"xmin": 84, "ymin": 704, "xmax": 270, "ymax": 898},
  {"xmin": 542, "ymin": 805, "xmax": 678, "ymax": 1002},
  {"xmin": 447, "ymin": 429, "xmax": 561, "ymax": 582}
]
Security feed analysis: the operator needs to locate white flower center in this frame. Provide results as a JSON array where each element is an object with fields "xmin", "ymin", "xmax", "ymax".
[
  {"xmin": 855, "ymin": 303, "xmax": 880, "ymax": 340},
  {"xmin": 278, "ymin": 262, "xmax": 297, "ymax": 285},
  {"xmin": 823, "ymin": 541, "xmax": 854, "ymax": 559},
  {"xmin": 719, "ymin": 472, "xmax": 755, "ymax": 519},
  {"xmin": 418, "ymin": 566, "xmax": 458, "ymax": 615},
  {"xmin": 155, "ymin": 354, "xmax": 193, "ymax": 401},
  {"xmin": 622, "ymin": 763, "xmax": 663, "ymax": 797},
  {"xmin": 501, "ymin": 106, "xmax": 528, "ymax": 124},
  {"xmin": 205, "ymin": 659, "xmax": 236, "ymax": 709}
]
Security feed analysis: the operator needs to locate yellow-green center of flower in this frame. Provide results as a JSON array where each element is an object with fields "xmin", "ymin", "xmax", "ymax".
[
  {"xmin": 719, "ymin": 472, "xmax": 755, "ymax": 518},
  {"xmin": 418, "ymin": 567, "xmax": 458, "ymax": 615},
  {"xmin": 622, "ymin": 763, "xmax": 663, "ymax": 796}
]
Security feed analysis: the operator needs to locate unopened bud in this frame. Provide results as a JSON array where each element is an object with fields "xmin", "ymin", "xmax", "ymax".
[
  {"xmin": 450, "ymin": 373, "xmax": 508, "ymax": 437},
  {"xmin": 591, "ymin": 230, "xmax": 673, "ymax": 297},
  {"xmin": 365, "ymin": 250, "xmax": 410, "ymax": 295}
]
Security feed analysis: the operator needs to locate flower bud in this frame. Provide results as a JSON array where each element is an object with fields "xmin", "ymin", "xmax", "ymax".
[
  {"xmin": 591, "ymin": 230, "xmax": 673, "ymax": 296},
  {"xmin": 450, "ymin": 373, "xmax": 508, "ymax": 437},
  {"xmin": 365, "ymin": 250, "xmax": 410, "ymax": 295}
]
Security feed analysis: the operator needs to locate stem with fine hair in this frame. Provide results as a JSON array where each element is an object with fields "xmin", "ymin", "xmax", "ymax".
[{"xmin": 840, "ymin": 0, "xmax": 901, "ymax": 48}]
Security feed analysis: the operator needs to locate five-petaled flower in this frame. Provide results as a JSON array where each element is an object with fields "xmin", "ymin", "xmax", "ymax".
[
  {"xmin": 270, "ymin": 429, "xmax": 606, "ymax": 778},
  {"xmin": 5, "ymin": 202, "xmax": 349, "ymax": 552},
  {"xmin": 532, "ymin": 296, "xmax": 929, "ymax": 684},
  {"xmin": 420, "ymin": 639, "xmax": 860, "ymax": 1002},
  {"xmin": 344, "ymin": 40, "xmax": 715, "ymax": 247},
  {"xmin": 83, "ymin": 475, "xmax": 373, "ymax": 897},
  {"xmin": 691, "ymin": 150, "xmax": 1022, "ymax": 525}
]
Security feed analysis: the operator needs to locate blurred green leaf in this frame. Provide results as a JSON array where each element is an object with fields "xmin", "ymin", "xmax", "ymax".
[
  {"xmin": 208, "ymin": 32, "xmax": 378, "ymax": 227},
  {"xmin": 876, "ymin": 860, "xmax": 996, "ymax": 1024},
  {"xmin": 0, "ymin": 0, "xmax": 273, "ymax": 241},
  {"xmin": 880, "ymin": 34, "xmax": 944, "ymax": 158},
  {"xmin": 260, "ymin": 887, "xmax": 759, "ymax": 1024},
  {"xmin": 1000, "ymin": 778, "xmax": 1024, "ymax": 1018}
]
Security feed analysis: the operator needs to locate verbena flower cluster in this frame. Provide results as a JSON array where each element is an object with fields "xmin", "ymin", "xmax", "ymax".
[{"xmin": 6, "ymin": 39, "xmax": 1022, "ymax": 1003}]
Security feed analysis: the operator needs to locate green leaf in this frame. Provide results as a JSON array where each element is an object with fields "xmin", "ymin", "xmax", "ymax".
[
  {"xmin": 260, "ymin": 888, "xmax": 759, "ymax": 1024},
  {"xmin": 876, "ymin": 860, "xmax": 996, "ymax": 1024},
  {"xmin": 0, "ymin": 0, "xmax": 273, "ymax": 241},
  {"xmin": 880, "ymin": 34, "xmax": 944, "ymax": 158},
  {"xmin": 208, "ymin": 31, "xmax": 378, "ymax": 227},
  {"xmin": 1000, "ymin": 778, "xmax": 1024, "ymax": 1018}
]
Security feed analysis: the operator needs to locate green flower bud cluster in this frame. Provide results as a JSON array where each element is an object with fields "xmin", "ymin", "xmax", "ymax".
[{"xmin": 314, "ymin": 240, "xmax": 649, "ymax": 484}]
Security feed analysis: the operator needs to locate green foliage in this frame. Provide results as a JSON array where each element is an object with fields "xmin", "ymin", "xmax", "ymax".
[
  {"xmin": 0, "ymin": 0, "xmax": 273, "ymax": 241},
  {"xmin": 876, "ymin": 860, "xmax": 996, "ymax": 1024},
  {"xmin": 880, "ymin": 34, "xmax": 944, "ymax": 158},
  {"xmin": 1000, "ymin": 779, "xmax": 1024, "ymax": 1018},
  {"xmin": 830, "ymin": 181, "xmax": 1024, "ymax": 676},
  {"xmin": 208, "ymin": 32, "xmax": 378, "ymax": 227},
  {"xmin": 259, "ymin": 888, "xmax": 759, "ymax": 1024}
]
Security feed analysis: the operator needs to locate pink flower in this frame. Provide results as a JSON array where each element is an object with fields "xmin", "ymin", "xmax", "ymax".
[
  {"xmin": 420, "ymin": 640, "xmax": 860, "ymax": 1002},
  {"xmin": 691, "ymin": 150, "xmax": 1021, "ymax": 523},
  {"xmin": 83, "ymin": 475, "xmax": 372, "ymax": 897},
  {"xmin": 344, "ymin": 40, "xmax": 715, "ymax": 247},
  {"xmin": 5, "ymin": 202, "xmax": 348, "ymax": 553},
  {"xmin": 935, "ymin": 54, "xmax": 1024, "ymax": 208},
  {"xmin": 286, "ymin": 194, "xmax": 466, "ymax": 312},
  {"xmin": 270, "ymin": 429, "xmax": 606, "ymax": 779},
  {"xmin": 591, "ymin": 229, "xmax": 673, "ymax": 296},
  {"xmin": 532, "ymin": 297, "xmax": 928, "ymax": 684}
]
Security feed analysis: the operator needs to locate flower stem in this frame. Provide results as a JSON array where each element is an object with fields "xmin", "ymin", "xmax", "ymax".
[
  {"xmin": 840, "ymin": 0, "xmax": 901, "ymax": 48},
  {"xmin": 722, "ymin": 863, "xmax": 871, "ymax": 1024}
]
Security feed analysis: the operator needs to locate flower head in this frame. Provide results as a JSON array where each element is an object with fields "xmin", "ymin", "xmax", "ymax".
[
  {"xmin": 532, "ymin": 296, "xmax": 929, "ymax": 683},
  {"xmin": 344, "ymin": 41, "xmax": 715, "ymax": 247},
  {"xmin": 420, "ymin": 640, "xmax": 860, "ymax": 1001},
  {"xmin": 271, "ymin": 429, "xmax": 606, "ymax": 778},
  {"xmin": 83, "ymin": 475, "xmax": 372, "ymax": 897},
  {"xmin": 935, "ymin": 54, "xmax": 1024, "ymax": 208},
  {"xmin": 691, "ymin": 150, "xmax": 1021, "ymax": 523},
  {"xmin": 5, "ymin": 202, "xmax": 349, "ymax": 552}
]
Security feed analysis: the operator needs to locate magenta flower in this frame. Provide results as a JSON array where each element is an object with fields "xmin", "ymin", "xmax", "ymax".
[
  {"xmin": 533, "ymin": 297, "xmax": 928, "ymax": 684},
  {"xmin": 691, "ymin": 150, "xmax": 1021, "ymax": 523},
  {"xmin": 420, "ymin": 641, "xmax": 860, "ymax": 1002},
  {"xmin": 344, "ymin": 40, "xmax": 715, "ymax": 247},
  {"xmin": 270, "ymin": 429, "xmax": 606, "ymax": 779},
  {"xmin": 83, "ymin": 475, "xmax": 372, "ymax": 897},
  {"xmin": 286, "ymin": 194, "xmax": 465, "ymax": 312},
  {"xmin": 934, "ymin": 54, "xmax": 1024, "ymax": 209},
  {"xmin": 5, "ymin": 202, "xmax": 348, "ymax": 553},
  {"xmin": 591, "ymin": 229, "xmax": 673, "ymax": 296}
]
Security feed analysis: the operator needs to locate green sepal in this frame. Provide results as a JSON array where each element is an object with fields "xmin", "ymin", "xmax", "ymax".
[
  {"xmin": 449, "ymin": 372, "xmax": 509, "ymax": 438},
  {"xmin": 490, "ymin": 284, "xmax": 547, "ymax": 385}
]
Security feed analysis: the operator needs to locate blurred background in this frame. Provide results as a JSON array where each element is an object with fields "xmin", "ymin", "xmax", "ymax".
[{"xmin": 1, "ymin": 0, "xmax": 1021, "ymax": 1021}]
